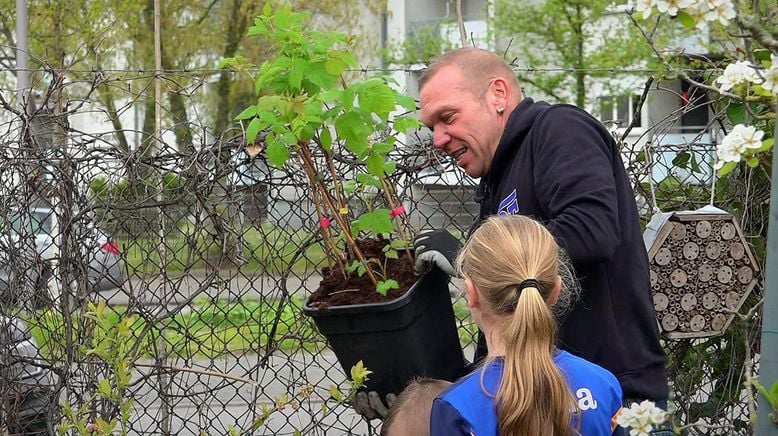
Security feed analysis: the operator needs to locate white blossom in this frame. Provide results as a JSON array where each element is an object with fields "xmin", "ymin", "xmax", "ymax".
[
  {"xmin": 617, "ymin": 400, "xmax": 668, "ymax": 436},
  {"xmin": 657, "ymin": 0, "xmax": 694, "ymax": 15},
  {"xmin": 701, "ymin": 0, "xmax": 736, "ymax": 25},
  {"xmin": 762, "ymin": 55, "xmax": 778, "ymax": 94},
  {"xmin": 716, "ymin": 61, "xmax": 764, "ymax": 92},
  {"xmin": 637, "ymin": 0, "xmax": 735, "ymax": 25},
  {"xmin": 634, "ymin": 0, "xmax": 656, "ymax": 17},
  {"xmin": 714, "ymin": 124, "xmax": 766, "ymax": 169},
  {"xmin": 735, "ymin": 124, "xmax": 765, "ymax": 150}
]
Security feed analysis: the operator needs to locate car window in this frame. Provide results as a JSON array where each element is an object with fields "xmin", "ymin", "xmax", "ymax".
[{"xmin": 8, "ymin": 210, "xmax": 53, "ymax": 236}]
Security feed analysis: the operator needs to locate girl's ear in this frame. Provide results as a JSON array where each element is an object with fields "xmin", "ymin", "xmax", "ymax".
[
  {"xmin": 465, "ymin": 278, "xmax": 479, "ymax": 310},
  {"xmin": 547, "ymin": 275, "xmax": 562, "ymax": 305}
]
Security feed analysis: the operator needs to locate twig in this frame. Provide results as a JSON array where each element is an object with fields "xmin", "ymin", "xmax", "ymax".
[
  {"xmin": 131, "ymin": 363, "xmax": 257, "ymax": 387},
  {"xmin": 455, "ymin": 0, "xmax": 468, "ymax": 48}
]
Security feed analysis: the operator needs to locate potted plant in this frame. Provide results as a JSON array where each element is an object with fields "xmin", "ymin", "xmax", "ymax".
[{"xmin": 224, "ymin": 6, "xmax": 464, "ymax": 398}]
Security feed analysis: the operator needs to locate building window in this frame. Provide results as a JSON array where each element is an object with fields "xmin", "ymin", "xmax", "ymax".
[{"xmin": 598, "ymin": 95, "xmax": 643, "ymax": 128}]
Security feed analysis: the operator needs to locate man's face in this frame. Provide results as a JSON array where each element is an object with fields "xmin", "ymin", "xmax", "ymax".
[{"xmin": 420, "ymin": 65, "xmax": 503, "ymax": 178}]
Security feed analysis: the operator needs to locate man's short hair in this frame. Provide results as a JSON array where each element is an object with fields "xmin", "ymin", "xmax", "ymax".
[
  {"xmin": 418, "ymin": 47, "xmax": 519, "ymax": 96},
  {"xmin": 380, "ymin": 378, "xmax": 452, "ymax": 436}
]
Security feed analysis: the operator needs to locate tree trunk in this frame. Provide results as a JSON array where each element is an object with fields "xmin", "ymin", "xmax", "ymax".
[
  {"xmin": 574, "ymin": 4, "xmax": 586, "ymax": 108},
  {"xmin": 214, "ymin": 0, "xmax": 255, "ymax": 138},
  {"xmin": 97, "ymin": 84, "xmax": 130, "ymax": 152}
]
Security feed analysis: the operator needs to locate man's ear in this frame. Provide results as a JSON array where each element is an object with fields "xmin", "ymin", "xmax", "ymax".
[
  {"xmin": 488, "ymin": 77, "xmax": 509, "ymax": 110},
  {"xmin": 465, "ymin": 278, "xmax": 479, "ymax": 309},
  {"xmin": 547, "ymin": 275, "xmax": 562, "ymax": 306}
]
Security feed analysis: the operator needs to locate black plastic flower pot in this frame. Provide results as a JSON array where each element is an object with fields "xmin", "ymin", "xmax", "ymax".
[{"xmin": 303, "ymin": 265, "xmax": 465, "ymax": 399}]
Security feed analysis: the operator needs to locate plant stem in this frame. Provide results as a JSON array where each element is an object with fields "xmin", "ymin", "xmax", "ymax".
[
  {"xmin": 297, "ymin": 145, "xmax": 347, "ymax": 279},
  {"xmin": 299, "ymin": 142, "xmax": 379, "ymax": 285},
  {"xmin": 379, "ymin": 176, "xmax": 415, "ymax": 263}
]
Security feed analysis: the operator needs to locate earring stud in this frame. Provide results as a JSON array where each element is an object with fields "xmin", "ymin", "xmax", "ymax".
[{"xmin": 497, "ymin": 107, "xmax": 505, "ymax": 115}]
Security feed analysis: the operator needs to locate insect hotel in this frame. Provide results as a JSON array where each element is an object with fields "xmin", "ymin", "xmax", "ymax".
[{"xmin": 644, "ymin": 206, "xmax": 760, "ymax": 339}]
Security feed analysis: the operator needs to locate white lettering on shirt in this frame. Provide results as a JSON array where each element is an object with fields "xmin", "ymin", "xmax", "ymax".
[{"xmin": 576, "ymin": 388, "xmax": 598, "ymax": 411}]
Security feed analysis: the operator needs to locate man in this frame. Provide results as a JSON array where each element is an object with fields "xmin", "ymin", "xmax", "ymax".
[{"xmin": 415, "ymin": 47, "xmax": 668, "ymax": 407}]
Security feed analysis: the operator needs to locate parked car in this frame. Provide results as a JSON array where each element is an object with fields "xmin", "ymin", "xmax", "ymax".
[
  {"xmin": 0, "ymin": 316, "xmax": 52, "ymax": 435},
  {"xmin": 0, "ymin": 207, "xmax": 124, "ymax": 306}
]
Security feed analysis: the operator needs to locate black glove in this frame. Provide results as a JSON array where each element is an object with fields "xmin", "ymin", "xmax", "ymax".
[
  {"xmin": 413, "ymin": 229, "xmax": 461, "ymax": 276},
  {"xmin": 351, "ymin": 391, "xmax": 397, "ymax": 420}
]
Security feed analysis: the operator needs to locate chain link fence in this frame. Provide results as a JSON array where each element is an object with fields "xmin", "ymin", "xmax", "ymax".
[{"xmin": 0, "ymin": 66, "xmax": 768, "ymax": 435}]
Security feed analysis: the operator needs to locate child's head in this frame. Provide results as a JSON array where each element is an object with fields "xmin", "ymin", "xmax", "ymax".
[
  {"xmin": 380, "ymin": 378, "xmax": 452, "ymax": 436},
  {"xmin": 456, "ymin": 214, "xmax": 577, "ymax": 324},
  {"xmin": 455, "ymin": 214, "xmax": 579, "ymax": 436}
]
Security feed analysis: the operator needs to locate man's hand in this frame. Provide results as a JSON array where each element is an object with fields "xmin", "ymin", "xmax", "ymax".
[
  {"xmin": 413, "ymin": 229, "xmax": 462, "ymax": 276},
  {"xmin": 351, "ymin": 391, "xmax": 397, "ymax": 420}
]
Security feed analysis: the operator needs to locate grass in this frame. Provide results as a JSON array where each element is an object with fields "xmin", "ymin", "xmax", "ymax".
[
  {"xmin": 454, "ymin": 300, "xmax": 478, "ymax": 346},
  {"xmin": 121, "ymin": 222, "xmax": 326, "ymax": 275},
  {"xmin": 23, "ymin": 297, "xmax": 324, "ymax": 360},
  {"xmin": 21, "ymin": 297, "xmax": 476, "ymax": 361}
]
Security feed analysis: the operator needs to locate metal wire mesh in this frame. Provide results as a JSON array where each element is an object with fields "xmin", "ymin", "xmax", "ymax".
[{"xmin": 0, "ymin": 67, "xmax": 767, "ymax": 435}]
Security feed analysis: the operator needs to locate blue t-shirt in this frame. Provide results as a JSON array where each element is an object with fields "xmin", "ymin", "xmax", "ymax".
[{"xmin": 430, "ymin": 350, "xmax": 623, "ymax": 435}]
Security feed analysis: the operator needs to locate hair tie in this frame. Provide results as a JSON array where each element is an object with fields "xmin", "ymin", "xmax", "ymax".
[{"xmin": 518, "ymin": 279, "xmax": 540, "ymax": 292}]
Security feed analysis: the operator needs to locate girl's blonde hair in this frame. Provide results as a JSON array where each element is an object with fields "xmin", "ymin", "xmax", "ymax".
[{"xmin": 455, "ymin": 215, "xmax": 580, "ymax": 436}]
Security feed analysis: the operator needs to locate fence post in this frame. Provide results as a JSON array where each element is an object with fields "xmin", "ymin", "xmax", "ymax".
[
  {"xmin": 757, "ymin": 104, "xmax": 778, "ymax": 435},
  {"xmin": 15, "ymin": 0, "xmax": 29, "ymax": 115}
]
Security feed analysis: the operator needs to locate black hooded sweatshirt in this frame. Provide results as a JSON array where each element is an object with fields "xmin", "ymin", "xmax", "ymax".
[{"xmin": 473, "ymin": 98, "xmax": 669, "ymax": 401}]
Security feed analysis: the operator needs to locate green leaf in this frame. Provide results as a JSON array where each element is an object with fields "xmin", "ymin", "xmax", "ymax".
[
  {"xmin": 246, "ymin": 118, "xmax": 264, "ymax": 144},
  {"xmin": 358, "ymin": 80, "xmax": 397, "ymax": 121},
  {"xmin": 758, "ymin": 138, "xmax": 774, "ymax": 152},
  {"xmin": 289, "ymin": 59, "xmax": 309, "ymax": 90},
  {"xmin": 319, "ymin": 128, "xmax": 333, "ymax": 151},
  {"xmin": 727, "ymin": 103, "xmax": 745, "ymax": 125},
  {"xmin": 676, "ymin": 11, "xmax": 696, "ymax": 29},
  {"xmin": 234, "ymin": 105, "xmax": 257, "ymax": 121},
  {"xmin": 366, "ymin": 154, "xmax": 388, "ymax": 176},
  {"xmin": 393, "ymin": 116, "xmax": 421, "ymax": 133},
  {"xmin": 385, "ymin": 250, "xmax": 399, "ymax": 260},
  {"xmin": 391, "ymin": 239, "xmax": 407, "ymax": 250},
  {"xmin": 376, "ymin": 279, "xmax": 400, "ymax": 296},
  {"xmin": 334, "ymin": 111, "xmax": 370, "ymax": 154},
  {"xmin": 354, "ymin": 209, "xmax": 393, "ymax": 235},
  {"xmin": 350, "ymin": 360, "xmax": 373, "ymax": 387},
  {"xmin": 371, "ymin": 142, "xmax": 393, "ymax": 155},
  {"xmin": 343, "ymin": 180, "xmax": 357, "ymax": 194},
  {"xmin": 754, "ymin": 49, "xmax": 772, "ymax": 63},
  {"xmin": 267, "ymin": 135, "xmax": 290, "ymax": 168},
  {"xmin": 257, "ymin": 110, "xmax": 278, "ymax": 125},
  {"xmin": 325, "ymin": 58, "xmax": 347, "ymax": 76},
  {"xmin": 672, "ymin": 151, "xmax": 690, "ymax": 168},
  {"xmin": 718, "ymin": 162, "xmax": 737, "ymax": 176},
  {"xmin": 356, "ymin": 173, "xmax": 382, "ymax": 189},
  {"xmin": 395, "ymin": 94, "xmax": 417, "ymax": 111},
  {"xmin": 746, "ymin": 156, "xmax": 759, "ymax": 168},
  {"xmin": 385, "ymin": 161, "xmax": 397, "ymax": 174},
  {"xmin": 97, "ymin": 378, "xmax": 112, "ymax": 399},
  {"xmin": 329, "ymin": 384, "xmax": 343, "ymax": 401}
]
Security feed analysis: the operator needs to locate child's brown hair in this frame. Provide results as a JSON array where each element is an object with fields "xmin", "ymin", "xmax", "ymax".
[{"xmin": 380, "ymin": 378, "xmax": 452, "ymax": 436}]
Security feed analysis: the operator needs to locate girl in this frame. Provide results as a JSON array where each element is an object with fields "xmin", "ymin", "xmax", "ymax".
[{"xmin": 430, "ymin": 215, "xmax": 623, "ymax": 435}]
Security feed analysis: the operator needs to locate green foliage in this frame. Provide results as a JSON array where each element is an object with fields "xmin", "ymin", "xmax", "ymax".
[
  {"xmin": 382, "ymin": 20, "xmax": 456, "ymax": 66},
  {"xmin": 27, "ymin": 297, "xmax": 320, "ymax": 362},
  {"xmin": 493, "ymin": 0, "xmax": 659, "ymax": 106},
  {"xmin": 57, "ymin": 301, "xmax": 134, "ymax": 435},
  {"xmin": 753, "ymin": 378, "xmax": 778, "ymax": 424},
  {"xmin": 232, "ymin": 6, "xmax": 415, "ymax": 295},
  {"xmin": 376, "ymin": 279, "xmax": 400, "ymax": 296}
]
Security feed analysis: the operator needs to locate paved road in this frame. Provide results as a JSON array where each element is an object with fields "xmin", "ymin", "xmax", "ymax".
[
  {"xmin": 125, "ymin": 352, "xmax": 375, "ymax": 435},
  {"xmin": 98, "ymin": 271, "xmax": 323, "ymax": 307}
]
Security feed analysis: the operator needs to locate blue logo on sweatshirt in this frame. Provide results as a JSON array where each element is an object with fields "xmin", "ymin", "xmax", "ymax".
[{"xmin": 498, "ymin": 189, "xmax": 519, "ymax": 216}]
